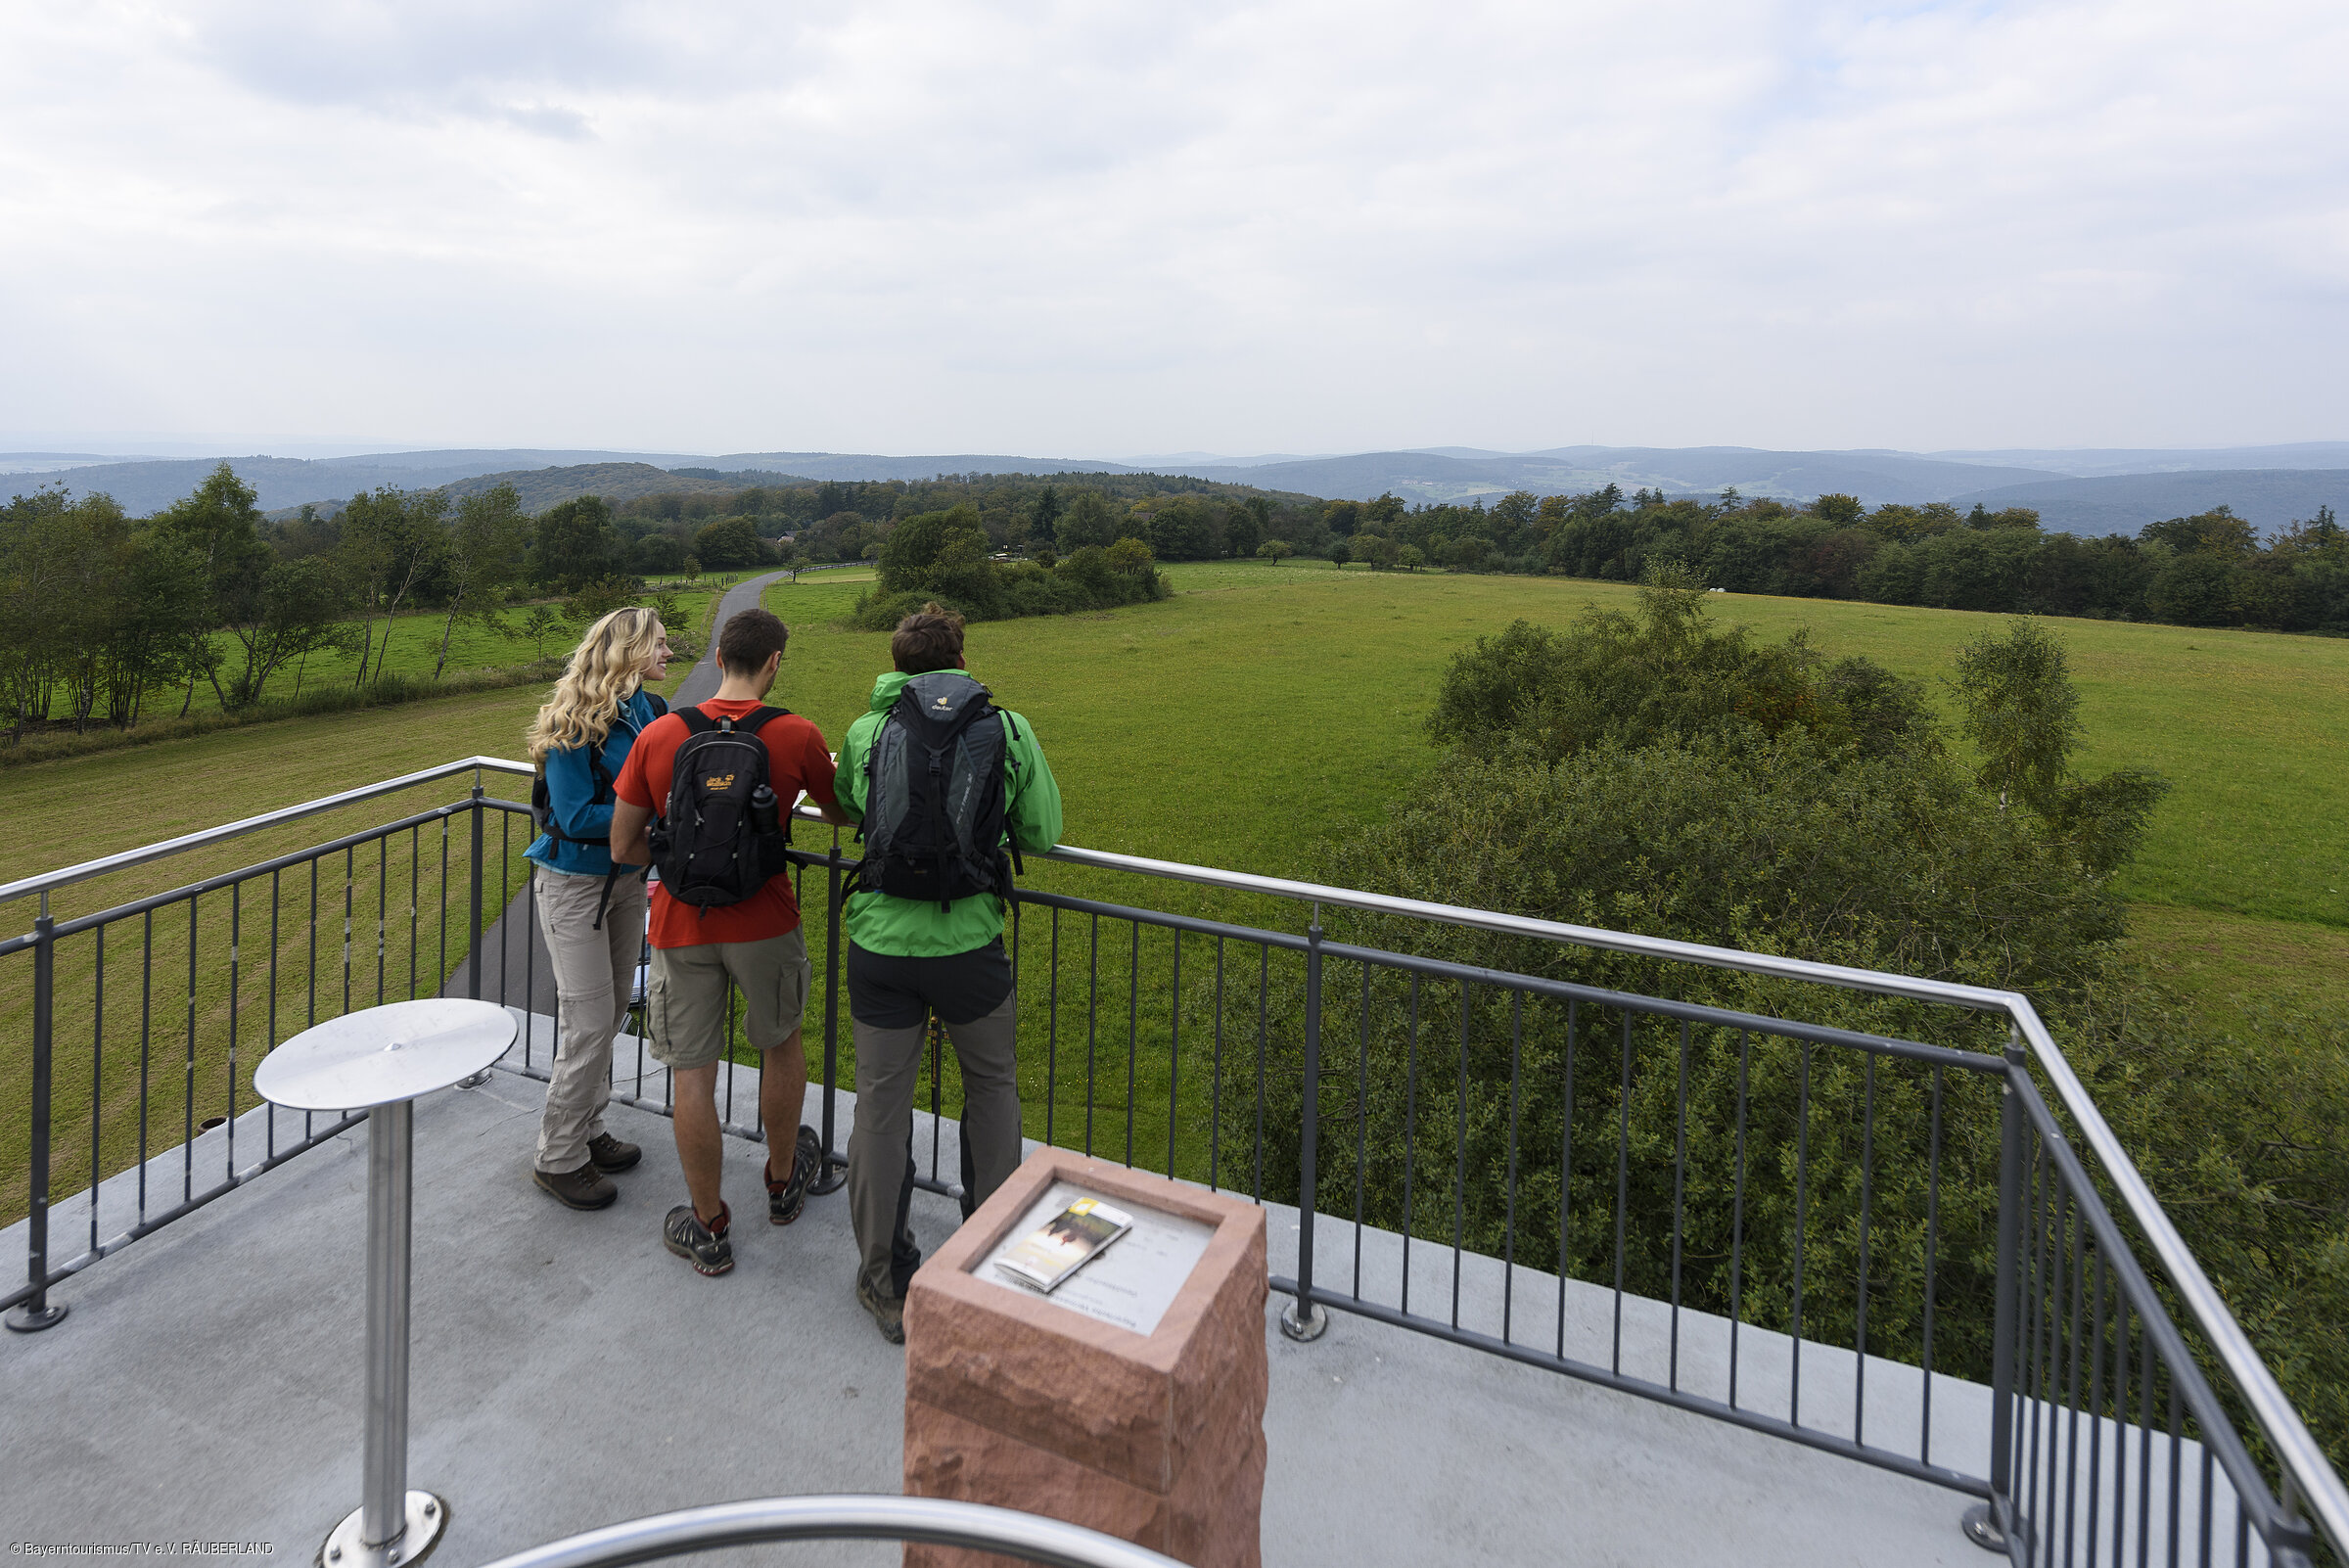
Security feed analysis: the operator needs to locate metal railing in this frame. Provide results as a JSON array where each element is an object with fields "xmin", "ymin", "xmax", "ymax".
[
  {"xmin": 472, "ymin": 1495, "xmax": 1183, "ymax": 1568},
  {"xmin": 3, "ymin": 757, "xmax": 2342, "ymax": 1568}
]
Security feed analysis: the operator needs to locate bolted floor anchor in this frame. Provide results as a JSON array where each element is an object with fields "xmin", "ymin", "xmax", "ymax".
[
  {"xmin": 320, "ymin": 1492, "xmax": 446, "ymax": 1568},
  {"xmin": 1962, "ymin": 1501, "xmax": 2030, "ymax": 1555},
  {"xmin": 1279, "ymin": 1299, "xmax": 1328, "ymax": 1343},
  {"xmin": 6, "ymin": 1300, "xmax": 69, "ymax": 1333}
]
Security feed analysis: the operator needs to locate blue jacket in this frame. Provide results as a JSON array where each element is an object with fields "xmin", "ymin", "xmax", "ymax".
[{"xmin": 525, "ymin": 689, "xmax": 664, "ymax": 878}]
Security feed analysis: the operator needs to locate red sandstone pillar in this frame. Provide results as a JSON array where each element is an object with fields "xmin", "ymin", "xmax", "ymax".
[{"xmin": 902, "ymin": 1147, "xmax": 1269, "ymax": 1568}]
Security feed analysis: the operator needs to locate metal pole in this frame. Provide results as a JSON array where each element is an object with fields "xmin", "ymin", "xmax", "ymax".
[
  {"xmin": 363, "ymin": 1101, "xmax": 414, "ymax": 1547},
  {"xmin": 6, "ymin": 903, "xmax": 67, "ymax": 1331},
  {"xmin": 1964, "ymin": 1035, "xmax": 2029, "ymax": 1555},
  {"xmin": 811, "ymin": 828, "xmax": 846, "ymax": 1195},
  {"xmin": 1281, "ymin": 904, "xmax": 1327, "ymax": 1341},
  {"xmin": 319, "ymin": 1095, "xmax": 445, "ymax": 1566},
  {"xmin": 466, "ymin": 787, "xmax": 484, "ymax": 1003}
]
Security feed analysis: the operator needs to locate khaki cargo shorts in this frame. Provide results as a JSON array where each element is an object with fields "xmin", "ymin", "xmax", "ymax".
[{"xmin": 647, "ymin": 927, "xmax": 812, "ymax": 1071}]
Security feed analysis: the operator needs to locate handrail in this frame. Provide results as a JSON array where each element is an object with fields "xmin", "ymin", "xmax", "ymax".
[
  {"xmin": 9, "ymin": 756, "xmax": 2343, "ymax": 1554},
  {"xmin": 468, "ymin": 1495, "xmax": 1183, "ymax": 1568}
]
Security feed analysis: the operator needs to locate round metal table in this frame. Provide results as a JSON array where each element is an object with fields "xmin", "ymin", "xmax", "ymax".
[{"xmin": 253, "ymin": 998, "xmax": 516, "ymax": 1568}]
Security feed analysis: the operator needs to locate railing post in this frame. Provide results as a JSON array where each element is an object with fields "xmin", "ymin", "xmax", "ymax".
[
  {"xmin": 1280, "ymin": 903, "xmax": 1328, "ymax": 1342},
  {"xmin": 1964, "ymin": 1028, "xmax": 2030, "ymax": 1556},
  {"xmin": 810, "ymin": 827, "xmax": 847, "ymax": 1195},
  {"xmin": 6, "ymin": 900, "xmax": 68, "ymax": 1332},
  {"xmin": 466, "ymin": 784, "xmax": 484, "ymax": 1003}
]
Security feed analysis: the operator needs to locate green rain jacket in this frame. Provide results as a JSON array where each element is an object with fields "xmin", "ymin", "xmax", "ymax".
[{"xmin": 837, "ymin": 669, "xmax": 1064, "ymax": 957}]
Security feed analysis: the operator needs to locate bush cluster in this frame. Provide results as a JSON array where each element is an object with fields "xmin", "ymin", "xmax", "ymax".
[
  {"xmin": 1215, "ymin": 586, "xmax": 2345, "ymax": 1469},
  {"xmin": 848, "ymin": 504, "xmax": 1170, "ymax": 629}
]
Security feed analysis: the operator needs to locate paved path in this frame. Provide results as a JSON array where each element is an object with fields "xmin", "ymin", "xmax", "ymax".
[{"xmin": 448, "ymin": 571, "xmax": 790, "ymax": 1007}]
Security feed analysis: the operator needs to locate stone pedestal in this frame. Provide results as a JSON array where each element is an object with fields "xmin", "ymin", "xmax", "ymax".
[{"xmin": 902, "ymin": 1147, "xmax": 1268, "ymax": 1568}]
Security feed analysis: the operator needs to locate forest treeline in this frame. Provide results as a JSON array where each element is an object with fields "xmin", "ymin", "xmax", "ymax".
[{"xmin": 1341, "ymin": 485, "xmax": 2349, "ymax": 634}]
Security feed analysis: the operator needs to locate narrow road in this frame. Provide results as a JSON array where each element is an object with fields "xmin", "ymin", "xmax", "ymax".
[{"xmin": 451, "ymin": 571, "xmax": 791, "ymax": 1010}]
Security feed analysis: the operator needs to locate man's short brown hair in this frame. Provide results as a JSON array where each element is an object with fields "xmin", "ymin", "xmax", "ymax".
[
  {"xmin": 717, "ymin": 607, "xmax": 789, "ymax": 675},
  {"xmin": 892, "ymin": 602, "xmax": 965, "ymax": 674}
]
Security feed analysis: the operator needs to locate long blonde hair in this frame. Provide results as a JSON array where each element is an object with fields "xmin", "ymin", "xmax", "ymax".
[{"xmin": 527, "ymin": 607, "xmax": 665, "ymax": 761}]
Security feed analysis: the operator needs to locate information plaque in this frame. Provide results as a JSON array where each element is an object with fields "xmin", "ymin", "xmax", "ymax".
[{"xmin": 977, "ymin": 1180, "xmax": 1216, "ymax": 1336}]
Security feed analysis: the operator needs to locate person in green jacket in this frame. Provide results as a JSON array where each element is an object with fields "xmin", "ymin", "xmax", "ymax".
[{"xmin": 834, "ymin": 603, "xmax": 1062, "ymax": 1343}]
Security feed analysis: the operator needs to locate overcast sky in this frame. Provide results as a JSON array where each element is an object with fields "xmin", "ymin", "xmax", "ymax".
[{"xmin": 3, "ymin": 1, "xmax": 2344, "ymax": 457}]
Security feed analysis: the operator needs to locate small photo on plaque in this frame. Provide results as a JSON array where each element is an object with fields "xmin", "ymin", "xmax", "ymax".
[{"xmin": 994, "ymin": 1196, "xmax": 1132, "ymax": 1294}]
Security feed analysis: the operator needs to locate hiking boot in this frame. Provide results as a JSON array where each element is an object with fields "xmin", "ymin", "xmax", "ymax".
[
  {"xmin": 856, "ymin": 1276, "xmax": 905, "ymax": 1345},
  {"xmin": 664, "ymin": 1202, "xmax": 733, "ymax": 1276},
  {"xmin": 586, "ymin": 1132, "xmax": 641, "ymax": 1174},
  {"xmin": 765, "ymin": 1125, "xmax": 824, "ymax": 1225},
  {"xmin": 534, "ymin": 1161, "xmax": 618, "ymax": 1211}
]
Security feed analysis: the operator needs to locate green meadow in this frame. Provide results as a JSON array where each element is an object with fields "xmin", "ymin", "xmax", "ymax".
[{"xmin": 4, "ymin": 558, "xmax": 2342, "ymax": 1222}]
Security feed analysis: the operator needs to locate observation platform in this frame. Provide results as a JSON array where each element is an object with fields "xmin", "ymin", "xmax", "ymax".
[{"xmin": 4, "ymin": 1053, "xmax": 1990, "ymax": 1567}]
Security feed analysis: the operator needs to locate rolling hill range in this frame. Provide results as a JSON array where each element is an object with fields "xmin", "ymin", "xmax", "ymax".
[
  {"xmin": 1948, "ymin": 469, "xmax": 2349, "ymax": 534},
  {"xmin": 7, "ymin": 440, "xmax": 2346, "ymax": 534},
  {"xmin": 0, "ymin": 448, "xmax": 702, "ymax": 515}
]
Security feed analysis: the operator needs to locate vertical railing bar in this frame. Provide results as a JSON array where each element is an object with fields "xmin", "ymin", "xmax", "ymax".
[
  {"xmin": 1855, "ymin": 1050, "xmax": 1875, "ymax": 1446},
  {"xmin": 1045, "ymin": 906, "xmax": 1061, "ymax": 1151},
  {"xmin": 1557, "ymin": 998, "xmax": 1578, "ymax": 1363},
  {"xmin": 183, "ymin": 894, "xmax": 198, "ymax": 1203},
  {"xmin": 1450, "ymin": 981, "xmax": 1470, "ymax": 1332},
  {"xmin": 375, "ymin": 833, "xmax": 387, "ymax": 1007},
  {"xmin": 1730, "ymin": 1028, "xmax": 1749, "ymax": 1411},
  {"xmin": 2026, "ymin": 1150, "xmax": 2051, "ymax": 1568},
  {"xmin": 2167, "ymin": 1375, "xmax": 2183, "ymax": 1568},
  {"xmin": 1400, "ymin": 973, "xmax": 1421, "ymax": 1318},
  {"xmin": 267, "ymin": 868, "xmax": 280, "ymax": 1160},
  {"xmin": 1166, "ymin": 931, "xmax": 1180, "ymax": 1180},
  {"xmin": 1790, "ymin": 1038, "xmax": 1810, "ymax": 1427},
  {"xmin": 343, "ymin": 845, "xmax": 353, "ymax": 1018},
  {"xmin": 1253, "ymin": 943, "xmax": 1267, "ymax": 1203},
  {"xmin": 1502, "ymin": 989, "xmax": 1523, "ymax": 1346},
  {"xmin": 90, "ymin": 922, "xmax": 105, "ymax": 1255},
  {"xmin": 2088, "ymin": 1251, "xmax": 2108, "ymax": 1568},
  {"xmin": 140, "ymin": 907, "xmax": 154, "ymax": 1219},
  {"xmin": 2197, "ymin": 1446, "xmax": 2213, "ymax": 1568},
  {"xmin": 2139, "ymin": 1313, "xmax": 2155, "ymax": 1568},
  {"xmin": 495, "ymin": 811, "xmax": 509, "ymax": 1004},
  {"xmin": 1125, "ymin": 920, "xmax": 1139, "ymax": 1168},
  {"xmin": 408, "ymin": 824, "xmax": 420, "ymax": 1003},
  {"xmin": 227, "ymin": 882, "xmax": 241, "ymax": 1181},
  {"xmin": 1352, "ymin": 963, "xmax": 1371, "ymax": 1299},
  {"xmin": 1208, "ymin": 933, "xmax": 1225, "ymax": 1191},
  {"xmin": 1921, "ymin": 1061, "xmax": 1944, "ymax": 1465},
  {"xmin": 1612, "ymin": 1012, "xmax": 1632, "ymax": 1378},
  {"xmin": 1669, "ymin": 1019, "xmax": 1689, "ymax": 1392},
  {"xmin": 1084, "ymin": 912, "xmax": 1099, "ymax": 1159},
  {"xmin": 2067, "ymin": 1182, "xmax": 2089, "ymax": 1568}
]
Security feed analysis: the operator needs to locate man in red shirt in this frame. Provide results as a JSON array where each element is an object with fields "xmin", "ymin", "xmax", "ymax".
[{"xmin": 611, "ymin": 608, "xmax": 849, "ymax": 1276}]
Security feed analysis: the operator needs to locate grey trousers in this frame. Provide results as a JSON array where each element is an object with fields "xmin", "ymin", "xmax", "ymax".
[
  {"xmin": 847, "ymin": 992, "xmax": 1021, "ymax": 1300},
  {"xmin": 533, "ymin": 866, "xmax": 649, "ymax": 1175}
]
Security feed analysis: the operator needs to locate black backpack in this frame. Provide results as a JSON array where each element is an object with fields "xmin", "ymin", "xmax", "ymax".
[
  {"xmin": 530, "ymin": 691, "xmax": 668, "ymax": 928},
  {"xmin": 649, "ymin": 705, "xmax": 793, "ymax": 909},
  {"xmin": 856, "ymin": 672, "xmax": 1024, "ymax": 909}
]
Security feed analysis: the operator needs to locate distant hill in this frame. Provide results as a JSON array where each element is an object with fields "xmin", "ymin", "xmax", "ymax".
[
  {"xmin": 1166, "ymin": 446, "xmax": 2055, "ymax": 505},
  {"xmin": 1948, "ymin": 470, "xmax": 2349, "ymax": 535},
  {"xmin": 707, "ymin": 451, "xmax": 1143, "ymax": 481},
  {"xmin": 1925, "ymin": 441, "xmax": 2349, "ymax": 478},
  {"xmin": 1, "ymin": 448, "xmax": 706, "ymax": 515},
  {"xmin": 437, "ymin": 463, "xmax": 788, "ymax": 513}
]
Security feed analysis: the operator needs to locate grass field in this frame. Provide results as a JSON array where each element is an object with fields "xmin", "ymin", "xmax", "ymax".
[{"xmin": 5, "ymin": 558, "xmax": 2341, "ymax": 1225}]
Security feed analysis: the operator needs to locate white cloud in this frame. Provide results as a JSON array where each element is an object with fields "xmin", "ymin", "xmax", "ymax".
[{"xmin": 0, "ymin": 0, "xmax": 2342, "ymax": 453}]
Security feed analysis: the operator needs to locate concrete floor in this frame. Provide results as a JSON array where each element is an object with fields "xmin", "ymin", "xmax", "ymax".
[{"xmin": 0, "ymin": 1055, "xmax": 2029, "ymax": 1568}]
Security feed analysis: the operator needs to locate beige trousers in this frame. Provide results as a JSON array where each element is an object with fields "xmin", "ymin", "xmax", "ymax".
[{"xmin": 533, "ymin": 866, "xmax": 650, "ymax": 1175}]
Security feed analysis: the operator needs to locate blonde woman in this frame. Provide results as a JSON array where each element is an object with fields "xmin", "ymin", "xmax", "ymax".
[{"xmin": 524, "ymin": 606, "xmax": 672, "ymax": 1209}]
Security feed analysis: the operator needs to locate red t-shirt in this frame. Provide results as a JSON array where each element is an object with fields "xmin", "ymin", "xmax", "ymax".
[{"xmin": 615, "ymin": 700, "xmax": 841, "ymax": 949}]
